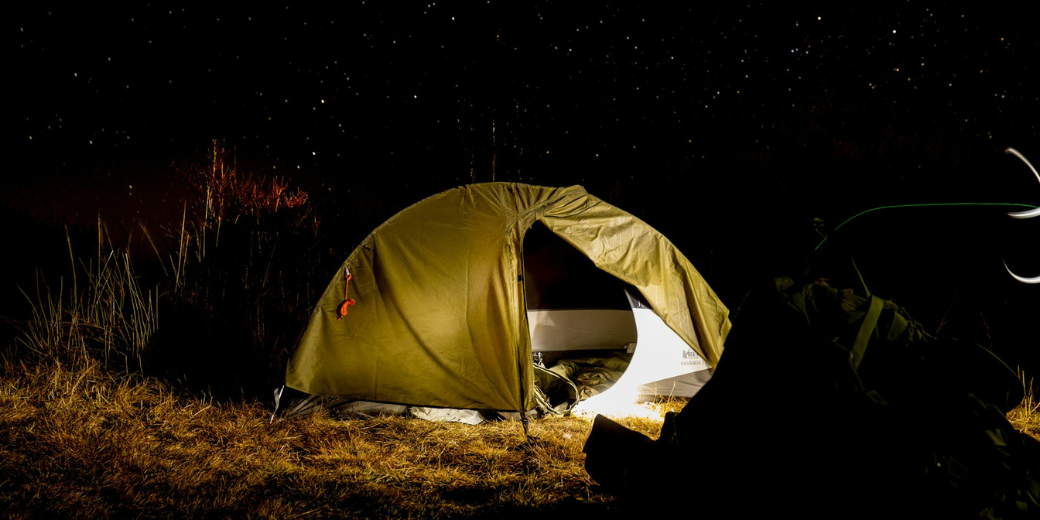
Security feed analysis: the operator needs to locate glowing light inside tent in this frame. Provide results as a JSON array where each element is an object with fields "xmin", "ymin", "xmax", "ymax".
[
  {"xmin": 619, "ymin": 307, "xmax": 710, "ymax": 385},
  {"xmin": 571, "ymin": 385, "xmax": 665, "ymax": 420},
  {"xmin": 567, "ymin": 301, "xmax": 709, "ymax": 419}
]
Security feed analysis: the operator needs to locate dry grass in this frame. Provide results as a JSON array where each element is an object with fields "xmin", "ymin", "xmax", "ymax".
[
  {"xmin": 15, "ymin": 221, "xmax": 158, "ymax": 374},
  {"xmin": 2, "ymin": 357, "xmax": 1037, "ymax": 518},
  {"xmin": 1008, "ymin": 374, "xmax": 1040, "ymax": 442},
  {"xmin": 0, "ymin": 358, "xmax": 688, "ymax": 519}
]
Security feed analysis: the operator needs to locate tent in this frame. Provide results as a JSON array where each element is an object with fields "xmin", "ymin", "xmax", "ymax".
[{"xmin": 284, "ymin": 183, "xmax": 731, "ymax": 414}]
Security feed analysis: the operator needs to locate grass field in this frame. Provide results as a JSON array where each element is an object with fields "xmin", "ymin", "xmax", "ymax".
[
  {"xmin": 2, "ymin": 356, "xmax": 1037, "ymax": 519},
  {"xmin": 0, "ymin": 357, "xmax": 692, "ymax": 519}
]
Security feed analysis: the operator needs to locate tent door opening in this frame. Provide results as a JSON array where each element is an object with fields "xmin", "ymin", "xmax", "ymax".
[{"xmin": 521, "ymin": 222, "xmax": 712, "ymax": 405}]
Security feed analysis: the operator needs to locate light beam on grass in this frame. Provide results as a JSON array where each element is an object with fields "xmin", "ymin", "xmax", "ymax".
[{"xmin": 571, "ymin": 385, "xmax": 665, "ymax": 420}]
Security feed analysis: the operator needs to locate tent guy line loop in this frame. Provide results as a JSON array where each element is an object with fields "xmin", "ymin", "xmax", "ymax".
[{"xmin": 1003, "ymin": 147, "xmax": 1040, "ymax": 284}]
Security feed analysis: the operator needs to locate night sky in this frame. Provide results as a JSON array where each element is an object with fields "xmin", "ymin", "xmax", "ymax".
[{"xmin": 5, "ymin": 3, "xmax": 1040, "ymax": 371}]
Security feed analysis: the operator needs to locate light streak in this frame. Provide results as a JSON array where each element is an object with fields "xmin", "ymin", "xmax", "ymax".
[{"xmin": 1004, "ymin": 148, "xmax": 1040, "ymax": 284}]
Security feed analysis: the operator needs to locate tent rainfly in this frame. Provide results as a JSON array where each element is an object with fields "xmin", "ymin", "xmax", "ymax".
[{"xmin": 284, "ymin": 183, "xmax": 731, "ymax": 414}]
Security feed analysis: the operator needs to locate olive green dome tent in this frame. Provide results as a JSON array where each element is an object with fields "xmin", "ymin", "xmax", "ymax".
[{"xmin": 284, "ymin": 183, "xmax": 730, "ymax": 413}]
